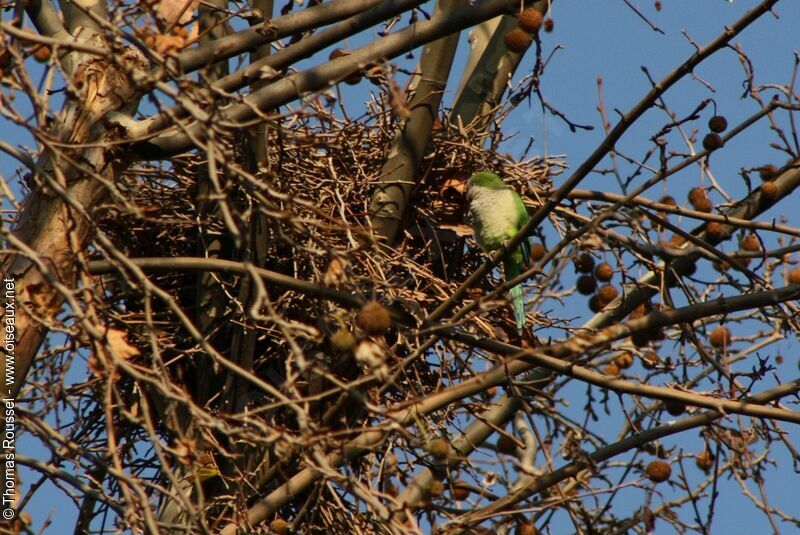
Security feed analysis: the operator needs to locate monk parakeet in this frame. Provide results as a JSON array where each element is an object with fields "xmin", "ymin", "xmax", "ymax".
[{"xmin": 466, "ymin": 171, "xmax": 531, "ymax": 329}]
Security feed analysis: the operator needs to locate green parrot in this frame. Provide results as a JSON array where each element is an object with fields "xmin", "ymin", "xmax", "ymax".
[{"xmin": 466, "ymin": 171, "xmax": 531, "ymax": 330}]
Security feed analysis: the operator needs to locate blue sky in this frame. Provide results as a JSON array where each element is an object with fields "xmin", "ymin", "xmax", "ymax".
[
  {"xmin": 6, "ymin": 0, "xmax": 800, "ymax": 533},
  {"xmin": 501, "ymin": 2, "xmax": 800, "ymax": 533}
]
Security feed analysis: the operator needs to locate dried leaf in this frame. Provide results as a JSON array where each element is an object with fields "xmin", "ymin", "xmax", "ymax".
[
  {"xmin": 24, "ymin": 282, "xmax": 59, "ymax": 319},
  {"xmin": 106, "ymin": 328, "xmax": 140, "ymax": 360},
  {"xmin": 439, "ymin": 224, "xmax": 474, "ymax": 237},
  {"xmin": 156, "ymin": 0, "xmax": 197, "ymax": 25},
  {"xmin": 174, "ymin": 438, "xmax": 197, "ymax": 466},
  {"xmin": 323, "ymin": 257, "xmax": 348, "ymax": 287}
]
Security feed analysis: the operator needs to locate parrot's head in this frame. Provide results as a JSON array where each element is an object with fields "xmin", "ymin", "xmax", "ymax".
[{"xmin": 467, "ymin": 171, "xmax": 505, "ymax": 192}]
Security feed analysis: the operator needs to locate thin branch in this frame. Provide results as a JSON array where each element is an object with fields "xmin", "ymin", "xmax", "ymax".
[
  {"xmin": 426, "ymin": 0, "xmax": 780, "ymax": 324},
  {"xmin": 220, "ymin": 282, "xmax": 800, "ymax": 532},
  {"xmin": 452, "ymin": 379, "xmax": 800, "ymax": 531},
  {"xmin": 176, "ymin": 0, "xmax": 387, "ymax": 74},
  {"xmin": 142, "ymin": 0, "xmax": 427, "ymax": 135},
  {"xmin": 133, "ymin": 0, "xmax": 530, "ymax": 158}
]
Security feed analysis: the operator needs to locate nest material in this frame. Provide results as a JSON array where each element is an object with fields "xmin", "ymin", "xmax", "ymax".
[
  {"xmin": 80, "ymin": 90, "xmax": 556, "ymax": 533},
  {"xmin": 97, "ymin": 95, "xmax": 553, "ymax": 353}
]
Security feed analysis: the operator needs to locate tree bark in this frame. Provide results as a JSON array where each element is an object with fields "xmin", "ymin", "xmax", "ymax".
[{"xmin": 2, "ymin": 34, "xmax": 146, "ymax": 397}]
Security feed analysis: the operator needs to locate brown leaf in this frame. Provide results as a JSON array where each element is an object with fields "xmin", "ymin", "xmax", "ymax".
[
  {"xmin": 174, "ymin": 438, "xmax": 197, "ymax": 466},
  {"xmin": 106, "ymin": 328, "xmax": 140, "ymax": 360},
  {"xmin": 156, "ymin": 0, "xmax": 197, "ymax": 25},
  {"xmin": 24, "ymin": 282, "xmax": 60, "ymax": 319},
  {"xmin": 323, "ymin": 257, "xmax": 348, "ymax": 287},
  {"xmin": 439, "ymin": 224, "xmax": 473, "ymax": 237}
]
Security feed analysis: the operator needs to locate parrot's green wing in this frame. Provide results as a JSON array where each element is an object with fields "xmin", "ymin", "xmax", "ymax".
[
  {"xmin": 512, "ymin": 189, "xmax": 531, "ymax": 267},
  {"xmin": 507, "ymin": 188, "xmax": 530, "ymax": 329},
  {"xmin": 504, "ymin": 257, "xmax": 526, "ymax": 330}
]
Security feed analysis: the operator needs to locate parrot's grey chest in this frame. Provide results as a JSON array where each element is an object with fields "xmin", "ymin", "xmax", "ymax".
[{"xmin": 467, "ymin": 186, "xmax": 519, "ymax": 251}]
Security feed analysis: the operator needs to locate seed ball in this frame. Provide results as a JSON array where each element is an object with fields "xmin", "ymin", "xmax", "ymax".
[
  {"xmin": 631, "ymin": 330, "xmax": 651, "ymax": 348},
  {"xmin": 731, "ymin": 254, "xmax": 751, "ymax": 269},
  {"xmin": 705, "ymin": 222, "xmax": 725, "ymax": 244},
  {"xmin": 543, "ymin": 18, "xmax": 554, "ymax": 32},
  {"xmin": 615, "ymin": 351, "xmax": 634, "ymax": 369},
  {"xmin": 357, "ymin": 301, "xmax": 392, "ymax": 335},
  {"xmin": 712, "ymin": 260, "xmax": 730, "ymax": 273},
  {"xmin": 693, "ymin": 196, "xmax": 712, "ymax": 213},
  {"xmin": 504, "ymin": 28, "xmax": 532, "ymax": 53},
  {"xmin": 741, "ymin": 234, "xmax": 760, "ymax": 252},
  {"xmin": 594, "ymin": 263, "xmax": 614, "ymax": 282},
  {"xmin": 641, "ymin": 351, "xmax": 660, "ymax": 369},
  {"xmin": 645, "ymin": 460, "xmax": 672, "ymax": 483},
  {"xmin": 427, "ymin": 479, "xmax": 445, "ymax": 497},
  {"xmin": 451, "ymin": 482, "xmax": 471, "ymax": 501},
  {"xmin": 789, "ymin": 268, "xmax": 800, "ymax": 284},
  {"xmin": 603, "ymin": 362, "xmax": 621, "ymax": 377},
  {"xmin": 588, "ymin": 295, "xmax": 603, "ymax": 313},
  {"xmin": 32, "ymin": 45, "xmax": 51, "ymax": 62},
  {"xmin": 695, "ymin": 450, "xmax": 715, "ymax": 473},
  {"xmin": 598, "ymin": 284, "xmax": 619, "ymax": 303},
  {"xmin": 708, "ymin": 115, "xmax": 728, "ymax": 133},
  {"xmin": 759, "ymin": 164, "xmax": 778, "ymax": 181},
  {"xmin": 664, "ymin": 399, "xmax": 686, "ymax": 416},
  {"xmin": 688, "ymin": 187, "xmax": 711, "ymax": 211},
  {"xmin": 674, "ymin": 259, "xmax": 697, "ymax": 277},
  {"xmin": 518, "ymin": 7, "xmax": 543, "ymax": 33},
  {"xmin": 329, "ymin": 329, "xmax": 356, "ymax": 353},
  {"xmin": 702, "ymin": 133, "xmax": 723, "ymax": 152},
  {"xmin": 496, "ymin": 434, "xmax": 517, "ymax": 455},
  {"xmin": 648, "ymin": 327, "xmax": 665, "ymax": 342},
  {"xmin": 760, "ymin": 181, "xmax": 778, "ymax": 203},
  {"xmin": 576, "ymin": 275, "xmax": 597, "ymax": 295},
  {"xmin": 709, "ymin": 326, "xmax": 731, "ymax": 348},
  {"xmin": 688, "ymin": 187, "xmax": 706, "ymax": 205},
  {"xmin": 659, "ymin": 195, "xmax": 677, "ymax": 207},
  {"xmin": 575, "ymin": 253, "xmax": 595, "ymax": 273},
  {"xmin": 426, "ymin": 438, "xmax": 450, "ymax": 459},
  {"xmin": 529, "ymin": 242, "xmax": 546, "ymax": 262},
  {"xmin": 269, "ymin": 518, "xmax": 289, "ymax": 535},
  {"xmin": 516, "ymin": 523, "xmax": 537, "ymax": 535}
]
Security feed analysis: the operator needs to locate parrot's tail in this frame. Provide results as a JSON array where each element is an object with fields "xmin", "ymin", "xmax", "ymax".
[{"xmin": 504, "ymin": 257, "xmax": 526, "ymax": 330}]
